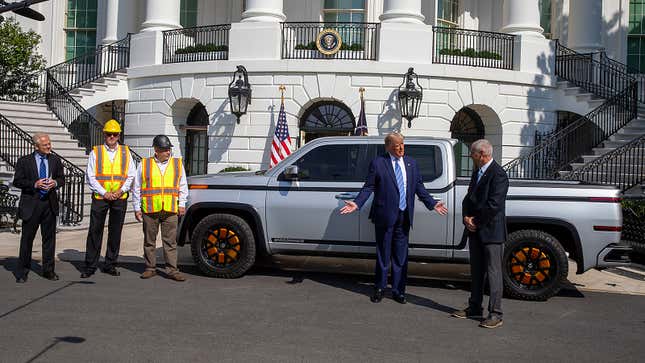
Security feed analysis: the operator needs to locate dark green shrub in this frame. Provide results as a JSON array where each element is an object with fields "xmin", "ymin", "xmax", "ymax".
[{"xmin": 219, "ymin": 166, "xmax": 250, "ymax": 173}]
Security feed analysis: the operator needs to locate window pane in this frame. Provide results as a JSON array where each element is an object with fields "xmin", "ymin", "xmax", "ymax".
[
  {"xmin": 405, "ymin": 145, "xmax": 444, "ymax": 182},
  {"xmin": 77, "ymin": 0, "xmax": 87, "ymax": 9},
  {"xmin": 339, "ymin": 0, "xmax": 352, "ymax": 9},
  {"xmin": 351, "ymin": 0, "xmax": 365, "ymax": 9},
  {"xmin": 292, "ymin": 145, "xmax": 363, "ymax": 182},
  {"xmin": 324, "ymin": 13, "xmax": 337, "ymax": 22},
  {"xmin": 352, "ymin": 12, "xmax": 364, "ymax": 23},
  {"xmin": 338, "ymin": 12, "xmax": 350, "ymax": 22},
  {"xmin": 324, "ymin": 0, "xmax": 337, "ymax": 9}
]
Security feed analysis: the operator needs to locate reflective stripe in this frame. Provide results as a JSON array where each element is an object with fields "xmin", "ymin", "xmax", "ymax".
[
  {"xmin": 93, "ymin": 145, "xmax": 129, "ymax": 200},
  {"xmin": 141, "ymin": 157, "xmax": 182, "ymax": 214}
]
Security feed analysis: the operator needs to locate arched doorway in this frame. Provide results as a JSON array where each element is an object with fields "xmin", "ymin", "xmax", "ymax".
[
  {"xmin": 300, "ymin": 100, "xmax": 356, "ymax": 144},
  {"xmin": 184, "ymin": 103, "xmax": 209, "ymax": 176},
  {"xmin": 450, "ymin": 107, "xmax": 485, "ymax": 177}
]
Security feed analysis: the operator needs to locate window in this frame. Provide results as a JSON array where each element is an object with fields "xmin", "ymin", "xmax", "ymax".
[
  {"xmin": 289, "ymin": 144, "xmax": 365, "ymax": 182},
  {"xmin": 180, "ymin": 0, "xmax": 198, "ymax": 28},
  {"xmin": 437, "ymin": 0, "xmax": 459, "ymax": 28},
  {"xmin": 323, "ymin": 0, "xmax": 366, "ymax": 23},
  {"xmin": 370, "ymin": 144, "xmax": 444, "ymax": 182},
  {"xmin": 539, "ymin": 0, "xmax": 552, "ymax": 39},
  {"xmin": 65, "ymin": 0, "xmax": 97, "ymax": 60},
  {"xmin": 628, "ymin": 0, "xmax": 645, "ymax": 72},
  {"xmin": 450, "ymin": 107, "xmax": 484, "ymax": 177}
]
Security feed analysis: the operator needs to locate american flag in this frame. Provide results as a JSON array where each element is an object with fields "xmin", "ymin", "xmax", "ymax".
[
  {"xmin": 270, "ymin": 100, "xmax": 292, "ymax": 168},
  {"xmin": 353, "ymin": 95, "xmax": 368, "ymax": 136}
]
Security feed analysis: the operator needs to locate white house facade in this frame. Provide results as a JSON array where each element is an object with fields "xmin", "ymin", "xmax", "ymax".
[{"xmin": 7, "ymin": 0, "xmax": 641, "ymax": 177}]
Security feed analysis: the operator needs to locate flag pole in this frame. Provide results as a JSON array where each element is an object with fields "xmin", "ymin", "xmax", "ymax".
[
  {"xmin": 279, "ymin": 84, "xmax": 286, "ymax": 104},
  {"xmin": 359, "ymin": 87, "xmax": 365, "ymax": 101}
]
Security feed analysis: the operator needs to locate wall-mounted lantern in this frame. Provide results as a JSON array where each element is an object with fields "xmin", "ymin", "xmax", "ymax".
[
  {"xmin": 397, "ymin": 67, "xmax": 423, "ymax": 128},
  {"xmin": 228, "ymin": 65, "xmax": 252, "ymax": 124}
]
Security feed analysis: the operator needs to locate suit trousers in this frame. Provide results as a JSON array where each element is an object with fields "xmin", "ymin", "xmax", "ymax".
[
  {"xmin": 468, "ymin": 234, "xmax": 503, "ymax": 317},
  {"xmin": 374, "ymin": 209, "xmax": 410, "ymax": 295},
  {"xmin": 17, "ymin": 198, "xmax": 56, "ymax": 276},
  {"xmin": 142, "ymin": 211, "xmax": 178, "ymax": 274},
  {"xmin": 84, "ymin": 197, "xmax": 128, "ymax": 272}
]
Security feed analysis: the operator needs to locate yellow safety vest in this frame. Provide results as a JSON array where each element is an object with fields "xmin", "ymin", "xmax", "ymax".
[
  {"xmin": 140, "ymin": 157, "xmax": 182, "ymax": 214},
  {"xmin": 93, "ymin": 144, "xmax": 130, "ymax": 200}
]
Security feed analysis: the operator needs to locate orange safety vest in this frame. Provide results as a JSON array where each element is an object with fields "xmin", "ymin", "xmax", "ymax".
[
  {"xmin": 93, "ymin": 144, "xmax": 130, "ymax": 200},
  {"xmin": 140, "ymin": 157, "xmax": 183, "ymax": 214}
]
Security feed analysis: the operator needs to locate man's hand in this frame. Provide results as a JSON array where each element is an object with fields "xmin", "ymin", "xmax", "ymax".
[
  {"xmin": 103, "ymin": 192, "xmax": 115, "ymax": 201},
  {"xmin": 464, "ymin": 216, "xmax": 477, "ymax": 232},
  {"xmin": 35, "ymin": 178, "xmax": 49, "ymax": 190},
  {"xmin": 340, "ymin": 201, "xmax": 358, "ymax": 214},
  {"xmin": 434, "ymin": 201, "xmax": 448, "ymax": 215},
  {"xmin": 178, "ymin": 207, "xmax": 185, "ymax": 216},
  {"xmin": 135, "ymin": 211, "xmax": 143, "ymax": 222}
]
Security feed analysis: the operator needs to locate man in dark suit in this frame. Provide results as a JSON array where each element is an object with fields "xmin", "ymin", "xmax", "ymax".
[
  {"xmin": 13, "ymin": 133, "xmax": 65, "ymax": 283},
  {"xmin": 452, "ymin": 139, "xmax": 509, "ymax": 329},
  {"xmin": 340, "ymin": 132, "xmax": 448, "ymax": 303}
]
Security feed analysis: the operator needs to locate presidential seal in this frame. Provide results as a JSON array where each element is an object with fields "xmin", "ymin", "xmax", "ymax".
[{"xmin": 316, "ymin": 28, "xmax": 342, "ymax": 55}]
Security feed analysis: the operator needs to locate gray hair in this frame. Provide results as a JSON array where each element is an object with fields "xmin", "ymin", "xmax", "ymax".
[
  {"xmin": 470, "ymin": 139, "xmax": 493, "ymax": 156},
  {"xmin": 32, "ymin": 133, "xmax": 50, "ymax": 145},
  {"xmin": 384, "ymin": 132, "xmax": 404, "ymax": 147}
]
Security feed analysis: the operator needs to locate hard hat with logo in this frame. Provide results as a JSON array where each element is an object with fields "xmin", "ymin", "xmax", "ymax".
[
  {"xmin": 152, "ymin": 134, "xmax": 173, "ymax": 149},
  {"xmin": 103, "ymin": 119, "xmax": 122, "ymax": 133}
]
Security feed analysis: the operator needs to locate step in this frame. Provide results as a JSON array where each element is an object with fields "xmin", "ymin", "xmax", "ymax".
[
  {"xmin": 588, "ymin": 98, "xmax": 605, "ymax": 108},
  {"xmin": 576, "ymin": 93, "xmax": 594, "ymax": 101},
  {"xmin": 70, "ymin": 87, "xmax": 95, "ymax": 97},
  {"xmin": 570, "ymin": 161, "xmax": 645, "ymax": 170},
  {"xmin": 563, "ymin": 86, "xmax": 583, "ymax": 96},
  {"xmin": 99, "ymin": 77, "xmax": 121, "ymax": 87},
  {"xmin": 610, "ymin": 133, "xmax": 644, "ymax": 141},
  {"xmin": 0, "ymin": 101, "xmax": 49, "ymax": 113},
  {"xmin": 0, "ymin": 109, "xmax": 57, "ymax": 120},
  {"xmin": 8, "ymin": 117, "xmax": 62, "ymax": 128},
  {"xmin": 602, "ymin": 140, "xmax": 632, "ymax": 149},
  {"xmin": 89, "ymin": 81, "xmax": 109, "ymax": 92}
]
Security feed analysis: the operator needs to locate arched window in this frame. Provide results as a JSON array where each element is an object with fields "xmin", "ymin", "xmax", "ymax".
[
  {"xmin": 184, "ymin": 103, "xmax": 209, "ymax": 176},
  {"xmin": 450, "ymin": 107, "xmax": 485, "ymax": 177},
  {"xmin": 300, "ymin": 101, "xmax": 356, "ymax": 144}
]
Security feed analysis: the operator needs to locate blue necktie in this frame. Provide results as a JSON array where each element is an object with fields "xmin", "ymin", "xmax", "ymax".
[
  {"xmin": 476, "ymin": 168, "xmax": 484, "ymax": 184},
  {"xmin": 39, "ymin": 155, "xmax": 47, "ymax": 199},
  {"xmin": 394, "ymin": 160, "xmax": 406, "ymax": 211}
]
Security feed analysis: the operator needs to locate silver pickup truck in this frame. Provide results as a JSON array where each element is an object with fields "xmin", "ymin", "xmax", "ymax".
[{"xmin": 178, "ymin": 136, "xmax": 630, "ymax": 301}]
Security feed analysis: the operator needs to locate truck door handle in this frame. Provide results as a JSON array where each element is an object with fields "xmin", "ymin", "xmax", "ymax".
[{"xmin": 335, "ymin": 192, "xmax": 358, "ymax": 200}]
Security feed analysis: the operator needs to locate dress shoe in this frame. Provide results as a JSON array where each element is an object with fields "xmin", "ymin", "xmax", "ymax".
[
  {"xmin": 43, "ymin": 272, "xmax": 59, "ymax": 281},
  {"xmin": 168, "ymin": 272, "xmax": 186, "ymax": 282},
  {"xmin": 479, "ymin": 315, "xmax": 503, "ymax": 329},
  {"xmin": 16, "ymin": 274, "xmax": 28, "ymax": 283},
  {"xmin": 140, "ymin": 270, "xmax": 157, "ymax": 279},
  {"xmin": 393, "ymin": 294, "xmax": 407, "ymax": 304},
  {"xmin": 101, "ymin": 267, "xmax": 120, "ymax": 276},
  {"xmin": 451, "ymin": 306, "xmax": 483, "ymax": 319},
  {"xmin": 370, "ymin": 288, "xmax": 384, "ymax": 303},
  {"xmin": 80, "ymin": 271, "xmax": 94, "ymax": 279}
]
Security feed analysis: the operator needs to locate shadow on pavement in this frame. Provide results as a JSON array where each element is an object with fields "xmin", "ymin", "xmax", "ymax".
[{"xmin": 25, "ymin": 336, "xmax": 86, "ymax": 363}]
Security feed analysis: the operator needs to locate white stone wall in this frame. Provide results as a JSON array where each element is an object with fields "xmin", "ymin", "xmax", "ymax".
[{"xmin": 125, "ymin": 66, "xmax": 566, "ymax": 172}]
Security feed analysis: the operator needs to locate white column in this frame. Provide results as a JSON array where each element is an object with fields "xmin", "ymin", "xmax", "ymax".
[
  {"xmin": 500, "ymin": 0, "xmax": 544, "ymax": 37},
  {"xmin": 568, "ymin": 0, "xmax": 603, "ymax": 52},
  {"xmin": 101, "ymin": 0, "xmax": 119, "ymax": 44},
  {"xmin": 241, "ymin": 0, "xmax": 286, "ymax": 22},
  {"xmin": 140, "ymin": 0, "xmax": 181, "ymax": 32},
  {"xmin": 379, "ymin": 0, "xmax": 425, "ymax": 24}
]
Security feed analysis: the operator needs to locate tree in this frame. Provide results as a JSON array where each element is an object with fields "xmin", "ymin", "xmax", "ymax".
[{"xmin": 0, "ymin": 17, "xmax": 46, "ymax": 101}]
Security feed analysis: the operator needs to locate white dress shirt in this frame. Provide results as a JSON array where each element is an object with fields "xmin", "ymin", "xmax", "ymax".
[
  {"xmin": 85, "ymin": 144, "xmax": 136, "ymax": 196},
  {"xmin": 131, "ymin": 157, "xmax": 188, "ymax": 212},
  {"xmin": 477, "ymin": 158, "xmax": 494, "ymax": 183},
  {"xmin": 389, "ymin": 153, "xmax": 407, "ymax": 196}
]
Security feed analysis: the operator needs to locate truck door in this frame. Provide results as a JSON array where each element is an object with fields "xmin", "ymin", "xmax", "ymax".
[
  {"xmin": 357, "ymin": 143, "xmax": 451, "ymax": 258},
  {"xmin": 266, "ymin": 140, "xmax": 368, "ymax": 253}
]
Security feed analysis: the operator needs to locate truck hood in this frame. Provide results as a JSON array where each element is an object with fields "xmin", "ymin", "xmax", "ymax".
[{"xmin": 187, "ymin": 171, "xmax": 271, "ymax": 187}]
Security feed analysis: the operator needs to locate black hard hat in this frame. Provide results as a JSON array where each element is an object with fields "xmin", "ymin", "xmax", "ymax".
[{"xmin": 152, "ymin": 135, "xmax": 173, "ymax": 148}]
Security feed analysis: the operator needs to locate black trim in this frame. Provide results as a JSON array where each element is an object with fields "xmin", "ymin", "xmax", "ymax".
[
  {"xmin": 506, "ymin": 217, "xmax": 584, "ymax": 274},
  {"xmin": 270, "ymin": 238, "xmax": 454, "ymax": 250},
  {"xmin": 457, "ymin": 177, "xmax": 621, "ymax": 190},
  {"xmin": 191, "ymin": 182, "xmax": 455, "ymax": 194},
  {"xmin": 507, "ymin": 196, "xmax": 617, "ymax": 203},
  {"xmin": 178, "ymin": 202, "xmax": 268, "ymax": 256}
]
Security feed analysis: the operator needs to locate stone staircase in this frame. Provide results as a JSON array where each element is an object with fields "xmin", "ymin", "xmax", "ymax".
[
  {"xmin": 68, "ymin": 71, "xmax": 128, "ymax": 109},
  {"xmin": 0, "ymin": 100, "xmax": 138, "ymax": 228}
]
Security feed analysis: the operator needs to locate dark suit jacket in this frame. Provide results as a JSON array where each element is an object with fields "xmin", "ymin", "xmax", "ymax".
[
  {"xmin": 12, "ymin": 152, "xmax": 65, "ymax": 220},
  {"xmin": 462, "ymin": 160, "xmax": 509, "ymax": 243},
  {"xmin": 354, "ymin": 154, "xmax": 438, "ymax": 228}
]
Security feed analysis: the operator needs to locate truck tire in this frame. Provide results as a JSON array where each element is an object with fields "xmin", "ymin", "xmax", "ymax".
[
  {"xmin": 503, "ymin": 229, "xmax": 568, "ymax": 301},
  {"xmin": 190, "ymin": 213, "xmax": 256, "ymax": 278}
]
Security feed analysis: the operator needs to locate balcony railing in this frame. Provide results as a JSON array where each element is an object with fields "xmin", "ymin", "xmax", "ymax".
[
  {"xmin": 432, "ymin": 27, "xmax": 515, "ymax": 70},
  {"xmin": 281, "ymin": 22, "xmax": 379, "ymax": 60},
  {"xmin": 598, "ymin": 51, "xmax": 645, "ymax": 104},
  {"xmin": 0, "ymin": 71, "xmax": 47, "ymax": 103},
  {"xmin": 163, "ymin": 24, "xmax": 231, "ymax": 64}
]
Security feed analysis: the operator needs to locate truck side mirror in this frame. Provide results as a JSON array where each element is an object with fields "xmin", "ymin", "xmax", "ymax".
[{"xmin": 283, "ymin": 165, "xmax": 299, "ymax": 180}]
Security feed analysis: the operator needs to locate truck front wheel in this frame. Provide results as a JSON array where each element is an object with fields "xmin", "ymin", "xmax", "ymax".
[
  {"xmin": 503, "ymin": 229, "xmax": 568, "ymax": 301},
  {"xmin": 190, "ymin": 214, "xmax": 256, "ymax": 278}
]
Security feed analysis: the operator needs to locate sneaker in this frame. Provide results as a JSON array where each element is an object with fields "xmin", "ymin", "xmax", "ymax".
[
  {"xmin": 168, "ymin": 272, "xmax": 186, "ymax": 282},
  {"xmin": 479, "ymin": 316, "xmax": 503, "ymax": 329},
  {"xmin": 140, "ymin": 270, "xmax": 157, "ymax": 279},
  {"xmin": 451, "ymin": 306, "xmax": 483, "ymax": 319}
]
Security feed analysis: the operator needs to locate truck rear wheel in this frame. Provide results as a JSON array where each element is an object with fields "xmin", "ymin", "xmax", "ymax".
[
  {"xmin": 191, "ymin": 214, "xmax": 256, "ymax": 278},
  {"xmin": 503, "ymin": 229, "xmax": 568, "ymax": 301}
]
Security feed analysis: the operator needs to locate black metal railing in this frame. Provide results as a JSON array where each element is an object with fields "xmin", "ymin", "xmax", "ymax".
[
  {"xmin": 622, "ymin": 195, "xmax": 645, "ymax": 254},
  {"xmin": 504, "ymin": 86, "xmax": 637, "ymax": 179},
  {"xmin": 432, "ymin": 27, "xmax": 515, "ymax": 70},
  {"xmin": 0, "ymin": 113, "xmax": 85, "ymax": 225},
  {"xmin": 163, "ymin": 24, "xmax": 230, "ymax": 64},
  {"xmin": 281, "ymin": 22, "xmax": 379, "ymax": 60},
  {"xmin": 0, "ymin": 71, "xmax": 47, "ymax": 103},
  {"xmin": 47, "ymin": 35, "xmax": 130, "ymax": 93},
  {"xmin": 561, "ymin": 134, "xmax": 645, "ymax": 191},
  {"xmin": 555, "ymin": 41, "xmax": 636, "ymax": 102},
  {"xmin": 598, "ymin": 51, "xmax": 645, "ymax": 104}
]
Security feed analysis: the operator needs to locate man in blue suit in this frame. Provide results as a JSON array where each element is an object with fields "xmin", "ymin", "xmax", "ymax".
[{"xmin": 341, "ymin": 132, "xmax": 448, "ymax": 303}]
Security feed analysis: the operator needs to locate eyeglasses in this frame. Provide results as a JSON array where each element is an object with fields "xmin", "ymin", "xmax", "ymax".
[{"xmin": 105, "ymin": 133, "xmax": 119, "ymax": 137}]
